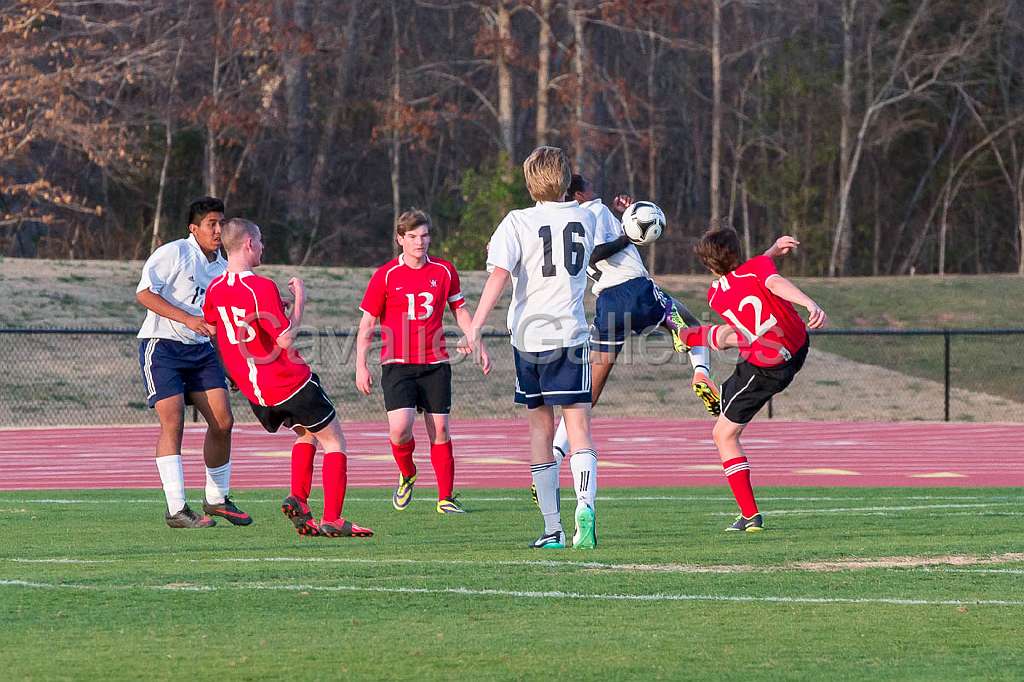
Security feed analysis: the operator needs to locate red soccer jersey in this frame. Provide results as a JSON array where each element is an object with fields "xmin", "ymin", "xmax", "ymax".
[
  {"xmin": 202, "ymin": 271, "xmax": 312, "ymax": 406},
  {"xmin": 359, "ymin": 255, "xmax": 466, "ymax": 365},
  {"xmin": 707, "ymin": 255, "xmax": 808, "ymax": 367}
]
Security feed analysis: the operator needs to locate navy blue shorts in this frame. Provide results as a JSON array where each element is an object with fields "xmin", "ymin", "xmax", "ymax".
[
  {"xmin": 138, "ymin": 339, "xmax": 228, "ymax": 408},
  {"xmin": 592, "ymin": 277, "xmax": 670, "ymax": 351},
  {"xmin": 513, "ymin": 344, "xmax": 591, "ymax": 409}
]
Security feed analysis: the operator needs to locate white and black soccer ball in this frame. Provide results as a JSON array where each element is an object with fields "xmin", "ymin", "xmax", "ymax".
[{"xmin": 621, "ymin": 201, "xmax": 666, "ymax": 245}]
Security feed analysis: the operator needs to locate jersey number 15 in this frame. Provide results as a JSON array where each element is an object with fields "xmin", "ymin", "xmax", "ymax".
[{"xmin": 216, "ymin": 306, "xmax": 256, "ymax": 345}]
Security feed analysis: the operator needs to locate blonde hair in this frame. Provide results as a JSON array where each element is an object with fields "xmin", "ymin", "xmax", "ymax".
[
  {"xmin": 522, "ymin": 146, "xmax": 570, "ymax": 202},
  {"xmin": 395, "ymin": 208, "xmax": 431, "ymax": 238},
  {"xmin": 221, "ymin": 217, "xmax": 260, "ymax": 254}
]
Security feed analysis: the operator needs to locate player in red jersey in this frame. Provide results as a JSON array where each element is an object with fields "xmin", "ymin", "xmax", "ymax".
[
  {"xmin": 672, "ymin": 226, "xmax": 827, "ymax": 532},
  {"xmin": 356, "ymin": 209, "xmax": 490, "ymax": 514},
  {"xmin": 203, "ymin": 218, "xmax": 373, "ymax": 538}
]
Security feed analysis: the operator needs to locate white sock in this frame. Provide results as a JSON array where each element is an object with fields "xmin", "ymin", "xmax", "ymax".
[
  {"xmin": 689, "ymin": 346, "xmax": 711, "ymax": 375},
  {"xmin": 531, "ymin": 460, "xmax": 562, "ymax": 535},
  {"xmin": 570, "ymin": 449, "xmax": 598, "ymax": 509},
  {"xmin": 156, "ymin": 455, "xmax": 186, "ymax": 515},
  {"xmin": 552, "ymin": 418, "xmax": 570, "ymax": 466},
  {"xmin": 205, "ymin": 462, "xmax": 231, "ymax": 504}
]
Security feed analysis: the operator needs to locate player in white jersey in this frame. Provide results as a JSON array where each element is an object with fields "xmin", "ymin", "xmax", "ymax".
[
  {"xmin": 136, "ymin": 197, "xmax": 250, "ymax": 529},
  {"xmin": 544, "ymin": 175, "xmax": 720, "ymax": 473},
  {"xmin": 464, "ymin": 146, "xmax": 599, "ymax": 549}
]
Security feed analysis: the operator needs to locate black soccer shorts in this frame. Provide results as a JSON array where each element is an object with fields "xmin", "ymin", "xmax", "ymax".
[
  {"xmin": 249, "ymin": 373, "xmax": 337, "ymax": 433},
  {"xmin": 381, "ymin": 362, "xmax": 452, "ymax": 414},
  {"xmin": 719, "ymin": 339, "xmax": 809, "ymax": 424}
]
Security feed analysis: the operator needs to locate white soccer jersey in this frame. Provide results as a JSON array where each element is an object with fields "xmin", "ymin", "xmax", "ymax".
[
  {"xmin": 136, "ymin": 234, "xmax": 227, "ymax": 344},
  {"xmin": 487, "ymin": 200, "xmax": 596, "ymax": 352},
  {"xmin": 583, "ymin": 198, "xmax": 650, "ymax": 295}
]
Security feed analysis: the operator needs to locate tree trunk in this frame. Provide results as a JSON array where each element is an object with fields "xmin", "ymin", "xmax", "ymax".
[
  {"xmin": 496, "ymin": 0, "xmax": 515, "ymax": 160},
  {"xmin": 832, "ymin": 0, "xmax": 856, "ymax": 277},
  {"xmin": 151, "ymin": 26, "xmax": 186, "ymax": 253},
  {"xmin": 281, "ymin": 0, "xmax": 314, "ymax": 252},
  {"xmin": 535, "ymin": 0, "xmax": 551, "ymax": 147},
  {"xmin": 571, "ymin": 0, "xmax": 587, "ymax": 169},
  {"xmin": 710, "ymin": 0, "xmax": 722, "ymax": 222},
  {"xmin": 646, "ymin": 28, "xmax": 658, "ymax": 275},
  {"xmin": 390, "ymin": 1, "xmax": 402, "ymax": 256},
  {"xmin": 741, "ymin": 184, "xmax": 751, "ymax": 260}
]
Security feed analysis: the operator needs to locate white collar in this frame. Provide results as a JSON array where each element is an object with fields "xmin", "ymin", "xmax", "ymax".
[
  {"xmin": 186, "ymin": 234, "xmax": 224, "ymax": 263},
  {"xmin": 398, "ymin": 253, "xmax": 430, "ymax": 269},
  {"xmin": 536, "ymin": 200, "xmax": 580, "ymax": 209}
]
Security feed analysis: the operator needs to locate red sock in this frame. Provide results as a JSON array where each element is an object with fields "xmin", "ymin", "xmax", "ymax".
[
  {"xmin": 290, "ymin": 442, "xmax": 316, "ymax": 502},
  {"xmin": 390, "ymin": 438, "xmax": 416, "ymax": 479},
  {"xmin": 722, "ymin": 456, "xmax": 759, "ymax": 517},
  {"xmin": 322, "ymin": 451, "xmax": 348, "ymax": 522},
  {"xmin": 430, "ymin": 440, "xmax": 455, "ymax": 501}
]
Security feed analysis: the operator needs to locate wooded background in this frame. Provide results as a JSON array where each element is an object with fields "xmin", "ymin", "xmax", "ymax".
[{"xmin": 3, "ymin": 0, "xmax": 1024, "ymax": 276}]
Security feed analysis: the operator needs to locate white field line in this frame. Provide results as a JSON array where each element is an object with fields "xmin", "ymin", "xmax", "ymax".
[
  {"xmin": 0, "ymin": 578, "xmax": 1022, "ymax": 607},
  {"xmin": 3, "ymin": 494, "xmax": 1015, "ymax": 506},
  {"xmin": 4, "ymin": 553, "xmax": 1023, "ymax": 574},
  {"xmin": 709, "ymin": 502, "xmax": 1019, "ymax": 516}
]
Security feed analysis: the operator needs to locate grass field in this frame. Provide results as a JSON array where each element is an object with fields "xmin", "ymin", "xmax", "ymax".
[{"xmin": 2, "ymin": 486, "xmax": 1023, "ymax": 680}]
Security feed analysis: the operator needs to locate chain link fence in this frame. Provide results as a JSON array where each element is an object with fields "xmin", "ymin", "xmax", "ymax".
[{"xmin": 1, "ymin": 328, "xmax": 1022, "ymax": 427}]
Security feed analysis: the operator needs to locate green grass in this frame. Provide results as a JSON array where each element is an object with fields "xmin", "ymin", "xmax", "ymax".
[{"xmin": 2, "ymin": 486, "xmax": 1023, "ymax": 680}]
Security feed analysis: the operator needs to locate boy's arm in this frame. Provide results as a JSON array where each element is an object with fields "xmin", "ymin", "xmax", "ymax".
[
  {"xmin": 454, "ymin": 306, "xmax": 491, "ymax": 374},
  {"xmin": 762, "ymin": 236, "xmax": 799, "ymax": 259},
  {"xmin": 765, "ymin": 276, "xmax": 827, "ymax": 329},
  {"xmin": 355, "ymin": 311, "xmax": 378, "ymax": 395},
  {"xmin": 467, "ymin": 267, "xmax": 511, "ymax": 349},
  {"xmin": 137, "ymin": 289, "xmax": 216, "ymax": 336},
  {"xmin": 276, "ymin": 277, "xmax": 306, "ymax": 349},
  {"xmin": 590, "ymin": 235, "xmax": 631, "ymax": 265}
]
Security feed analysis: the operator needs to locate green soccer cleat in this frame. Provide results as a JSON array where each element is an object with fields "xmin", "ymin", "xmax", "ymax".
[
  {"xmin": 725, "ymin": 513, "xmax": 764, "ymax": 533},
  {"xmin": 665, "ymin": 304, "xmax": 691, "ymax": 354},
  {"xmin": 529, "ymin": 529, "xmax": 565, "ymax": 549},
  {"xmin": 392, "ymin": 472, "xmax": 417, "ymax": 511},
  {"xmin": 572, "ymin": 503, "xmax": 597, "ymax": 549},
  {"xmin": 436, "ymin": 496, "xmax": 467, "ymax": 514}
]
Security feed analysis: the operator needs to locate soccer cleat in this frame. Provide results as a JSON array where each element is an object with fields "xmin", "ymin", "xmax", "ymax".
[
  {"xmin": 392, "ymin": 473, "xmax": 417, "ymax": 511},
  {"xmin": 281, "ymin": 495, "xmax": 321, "ymax": 536},
  {"xmin": 202, "ymin": 496, "xmax": 253, "ymax": 526},
  {"xmin": 436, "ymin": 496, "xmax": 467, "ymax": 514},
  {"xmin": 165, "ymin": 504, "xmax": 216, "ymax": 529},
  {"xmin": 725, "ymin": 513, "xmax": 764, "ymax": 533},
  {"xmin": 319, "ymin": 518, "xmax": 374, "ymax": 538},
  {"xmin": 572, "ymin": 503, "xmax": 597, "ymax": 549},
  {"xmin": 528, "ymin": 529, "xmax": 565, "ymax": 549},
  {"xmin": 692, "ymin": 371, "xmax": 721, "ymax": 417},
  {"xmin": 664, "ymin": 303, "xmax": 691, "ymax": 353},
  {"xmin": 530, "ymin": 483, "xmax": 539, "ymax": 508}
]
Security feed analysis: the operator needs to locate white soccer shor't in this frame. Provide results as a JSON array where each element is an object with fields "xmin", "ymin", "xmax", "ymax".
[{"xmin": 621, "ymin": 201, "xmax": 666, "ymax": 245}]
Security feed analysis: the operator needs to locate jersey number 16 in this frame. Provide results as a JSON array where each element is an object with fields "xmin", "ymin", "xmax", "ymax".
[{"xmin": 538, "ymin": 222, "xmax": 586, "ymax": 277}]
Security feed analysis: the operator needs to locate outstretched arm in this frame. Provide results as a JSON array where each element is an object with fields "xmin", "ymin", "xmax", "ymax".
[
  {"xmin": 590, "ymin": 235, "xmax": 631, "ymax": 265},
  {"xmin": 763, "ymin": 236, "xmax": 799, "ymax": 259},
  {"xmin": 766, "ymin": 276, "xmax": 827, "ymax": 329}
]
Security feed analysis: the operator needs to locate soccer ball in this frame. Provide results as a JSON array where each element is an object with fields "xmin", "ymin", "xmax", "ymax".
[{"xmin": 621, "ymin": 201, "xmax": 665, "ymax": 245}]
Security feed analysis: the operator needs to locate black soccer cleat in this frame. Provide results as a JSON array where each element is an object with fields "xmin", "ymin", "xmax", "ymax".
[
  {"xmin": 281, "ymin": 495, "xmax": 320, "ymax": 536},
  {"xmin": 202, "ymin": 496, "xmax": 253, "ymax": 526},
  {"xmin": 165, "ymin": 504, "xmax": 216, "ymax": 529},
  {"xmin": 725, "ymin": 513, "xmax": 764, "ymax": 533}
]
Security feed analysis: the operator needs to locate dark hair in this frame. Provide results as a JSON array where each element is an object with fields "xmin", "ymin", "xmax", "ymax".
[
  {"xmin": 694, "ymin": 225, "xmax": 742, "ymax": 275},
  {"xmin": 567, "ymin": 174, "xmax": 588, "ymax": 197},
  {"xmin": 396, "ymin": 208, "xmax": 431, "ymax": 237},
  {"xmin": 188, "ymin": 197, "xmax": 225, "ymax": 227}
]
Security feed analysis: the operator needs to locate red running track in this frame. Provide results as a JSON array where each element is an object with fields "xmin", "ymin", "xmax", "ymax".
[{"xmin": 1, "ymin": 419, "xmax": 1023, "ymax": 491}]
